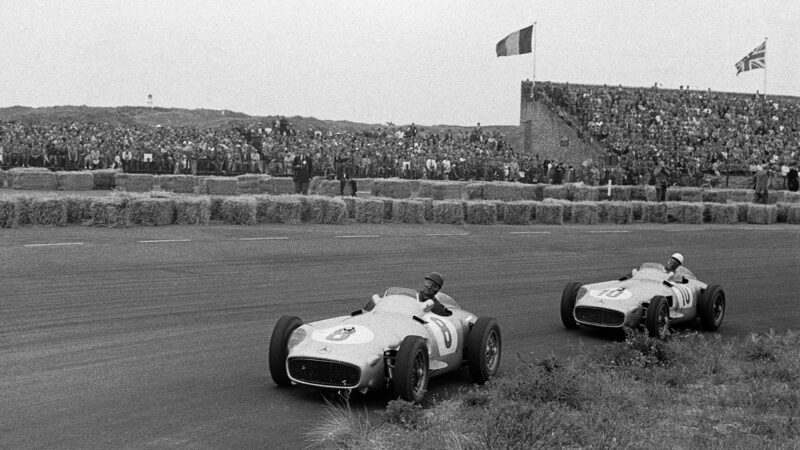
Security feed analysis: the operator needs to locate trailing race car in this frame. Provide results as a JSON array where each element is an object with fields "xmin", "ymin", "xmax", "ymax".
[
  {"xmin": 561, "ymin": 263, "xmax": 726, "ymax": 338},
  {"xmin": 268, "ymin": 287, "xmax": 501, "ymax": 403}
]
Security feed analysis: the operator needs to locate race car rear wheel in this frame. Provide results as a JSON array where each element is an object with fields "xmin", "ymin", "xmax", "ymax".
[
  {"xmin": 269, "ymin": 315, "xmax": 303, "ymax": 387},
  {"xmin": 393, "ymin": 335, "xmax": 429, "ymax": 403},
  {"xmin": 467, "ymin": 317, "xmax": 502, "ymax": 384},
  {"xmin": 646, "ymin": 296, "xmax": 670, "ymax": 339},
  {"xmin": 699, "ymin": 285, "xmax": 726, "ymax": 331},
  {"xmin": 561, "ymin": 282, "xmax": 582, "ymax": 329}
]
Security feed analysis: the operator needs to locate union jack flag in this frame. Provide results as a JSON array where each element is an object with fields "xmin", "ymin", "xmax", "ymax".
[{"xmin": 735, "ymin": 41, "xmax": 766, "ymax": 75}]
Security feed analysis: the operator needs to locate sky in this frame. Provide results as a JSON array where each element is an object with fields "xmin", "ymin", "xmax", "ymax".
[{"xmin": 1, "ymin": 1, "xmax": 798, "ymax": 126}]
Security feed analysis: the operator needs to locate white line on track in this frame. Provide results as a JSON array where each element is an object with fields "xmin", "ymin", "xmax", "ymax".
[
  {"xmin": 138, "ymin": 239, "xmax": 191, "ymax": 243},
  {"xmin": 425, "ymin": 233, "xmax": 470, "ymax": 236},
  {"xmin": 663, "ymin": 228, "xmax": 706, "ymax": 233},
  {"xmin": 239, "ymin": 237, "xmax": 289, "ymax": 241},
  {"xmin": 23, "ymin": 242, "xmax": 84, "ymax": 247},
  {"xmin": 588, "ymin": 230, "xmax": 629, "ymax": 234},
  {"xmin": 334, "ymin": 235, "xmax": 381, "ymax": 238},
  {"xmin": 508, "ymin": 231, "xmax": 551, "ymax": 234},
  {"xmin": 740, "ymin": 227, "xmax": 785, "ymax": 231}
]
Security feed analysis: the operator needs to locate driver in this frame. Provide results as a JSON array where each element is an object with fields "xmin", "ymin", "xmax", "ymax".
[
  {"xmin": 418, "ymin": 272, "xmax": 452, "ymax": 316},
  {"xmin": 666, "ymin": 253, "xmax": 684, "ymax": 272}
]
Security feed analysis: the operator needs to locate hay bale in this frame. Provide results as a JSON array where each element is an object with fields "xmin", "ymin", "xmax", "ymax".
[
  {"xmin": 732, "ymin": 203, "xmax": 749, "ymax": 223},
  {"xmin": 342, "ymin": 196, "xmax": 357, "ymax": 219},
  {"xmin": 262, "ymin": 176, "xmax": 296, "ymax": 195},
  {"xmin": 156, "ymin": 175, "xmax": 197, "ymax": 193},
  {"xmin": 310, "ymin": 179, "xmax": 342, "ymax": 196},
  {"xmin": 465, "ymin": 201, "xmax": 497, "ymax": 225},
  {"xmin": 418, "ymin": 181, "xmax": 463, "ymax": 200},
  {"xmin": 702, "ymin": 189, "xmax": 729, "ymax": 203},
  {"xmin": 776, "ymin": 203, "xmax": 790, "ymax": 223},
  {"xmin": 354, "ymin": 198, "xmax": 386, "ymax": 223},
  {"xmin": 535, "ymin": 202, "xmax": 563, "ymax": 225},
  {"xmin": 0, "ymin": 170, "xmax": 5, "ymax": 188},
  {"xmin": 782, "ymin": 191, "xmax": 800, "ymax": 204},
  {"xmin": 746, "ymin": 204, "xmax": 778, "ymax": 224},
  {"xmin": 464, "ymin": 182, "xmax": 485, "ymax": 200},
  {"xmin": 56, "ymin": 171, "xmax": 94, "ymax": 191},
  {"xmin": 420, "ymin": 198, "xmax": 434, "ymax": 222},
  {"xmin": 90, "ymin": 197, "xmax": 131, "ymax": 227},
  {"xmin": 644, "ymin": 203, "xmax": 667, "ymax": 223},
  {"xmin": 220, "ymin": 197, "xmax": 257, "ymax": 225},
  {"xmin": 431, "ymin": 200, "xmax": 465, "ymax": 224},
  {"xmin": 8, "ymin": 168, "xmax": 57, "ymax": 190},
  {"xmin": 666, "ymin": 202, "xmax": 704, "ymax": 224},
  {"xmin": 630, "ymin": 201, "xmax": 648, "ymax": 221},
  {"xmin": 727, "ymin": 189, "xmax": 754, "ymax": 204},
  {"xmin": 480, "ymin": 182, "xmax": 542, "ymax": 202},
  {"xmin": 666, "ymin": 188, "xmax": 683, "ymax": 202},
  {"xmin": 371, "ymin": 179, "xmax": 412, "ymax": 199},
  {"xmin": 254, "ymin": 195, "xmax": 303, "ymax": 224},
  {"xmin": 91, "ymin": 169, "xmax": 117, "ymax": 190},
  {"xmin": 391, "ymin": 199, "xmax": 426, "ymax": 224},
  {"xmin": 237, "ymin": 174, "xmax": 268, "ymax": 194},
  {"xmin": 63, "ymin": 195, "xmax": 94, "ymax": 224},
  {"xmin": 543, "ymin": 185, "xmax": 570, "ymax": 201},
  {"xmin": 503, "ymin": 201, "xmax": 536, "ymax": 225},
  {"xmin": 598, "ymin": 201, "xmax": 633, "ymax": 224},
  {"xmin": 174, "ymin": 196, "xmax": 211, "ymax": 225},
  {"xmin": 0, "ymin": 196, "xmax": 22, "ymax": 228},
  {"xmin": 630, "ymin": 185, "xmax": 656, "ymax": 202},
  {"xmin": 114, "ymin": 173, "xmax": 154, "ymax": 192},
  {"xmin": 703, "ymin": 203, "xmax": 738, "ymax": 224},
  {"xmin": 488, "ymin": 200, "xmax": 505, "ymax": 222},
  {"xmin": 298, "ymin": 195, "xmax": 346, "ymax": 224},
  {"xmin": 129, "ymin": 197, "xmax": 175, "ymax": 226},
  {"xmin": 572, "ymin": 184, "xmax": 599, "ymax": 201},
  {"xmin": 571, "ymin": 202, "xmax": 600, "ymax": 225},
  {"xmin": 679, "ymin": 187, "xmax": 704, "ymax": 203},
  {"xmin": 785, "ymin": 205, "xmax": 800, "ymax": 224},
  {"xmin": 600, "ymin": 185, "xmax": 632, "ymax": 201},
  {"xmin": 206, "ymin": 176, "xmax": 238, "ymax": 195},
  {"xmin": 208, "ymin": 196, "xmax": 227, "ymax": 221}
]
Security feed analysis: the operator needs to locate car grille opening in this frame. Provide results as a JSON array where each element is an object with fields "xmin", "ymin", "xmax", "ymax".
[
  {"xmin": 287, "ymin": 358, "xmax": 361, "ymax": 388},
  {"xmin": 575, "ymin": 306, "xmax": 625, "ymax": 327}
]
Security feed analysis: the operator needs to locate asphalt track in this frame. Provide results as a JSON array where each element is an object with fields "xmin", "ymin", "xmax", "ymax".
[{"xmin": 1, "ymin": 223, "xmax": 798, "ymax": 449}]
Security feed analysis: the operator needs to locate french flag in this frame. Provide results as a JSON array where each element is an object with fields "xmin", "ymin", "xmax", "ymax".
[{"xmin": 496, "ymin": 25, "xmax": 533, "ymax": 57}]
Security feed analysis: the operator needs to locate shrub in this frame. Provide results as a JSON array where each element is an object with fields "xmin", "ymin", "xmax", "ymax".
[{"xmin": 382, "ymin": 400, "xmax": 424, "ymax": 429}]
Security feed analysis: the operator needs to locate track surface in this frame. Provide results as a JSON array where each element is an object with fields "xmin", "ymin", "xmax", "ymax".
[{"xmin": 2, "ymin": 223, "xmax": 798, "ymax": 449}]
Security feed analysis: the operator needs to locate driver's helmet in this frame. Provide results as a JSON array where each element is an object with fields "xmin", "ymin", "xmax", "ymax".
[
  {"xmin": 666, "ymin": 253, "xmax": 684, "ymax": 271},
  {"xmin": 425, "ymin": 272, "xmax": 444, "ymax": 290}
]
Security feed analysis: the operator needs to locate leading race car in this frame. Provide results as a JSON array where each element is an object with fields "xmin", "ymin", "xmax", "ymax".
[
  {"xmin": 268, "ymin": 287, "xmax": 501, "ymax": 403},
  {"xmin": 560, "ymin": 263, "xmax": 726, "ymax": 338}
]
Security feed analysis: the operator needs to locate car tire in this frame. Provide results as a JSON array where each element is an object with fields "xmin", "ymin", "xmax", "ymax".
[
  {"xmin": 268, "ymin": 315, "xmax": 303, "ymax": 387},
  {"xmin": 393, "ymin": 335, "xmax": 429, "ymax": 403},
  {"xmin": 646, "ymin": 296, "xmax": 669, "ymax": 339},
  {"xmin": 466, "ymin": 317, "xmax": 502, "ymax": 384},
  {"xmin": 699, "ymin": 285, "xmax": 726, "ymax": 331},
  {"xmin": 561, "ymin": 282, "xmax": 582, "ymax": 329}
]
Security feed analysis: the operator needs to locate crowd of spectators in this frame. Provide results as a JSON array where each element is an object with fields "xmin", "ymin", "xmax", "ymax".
[{"xmin": 533, "ymin": 81, "xmax": 800, "ymax": 187}]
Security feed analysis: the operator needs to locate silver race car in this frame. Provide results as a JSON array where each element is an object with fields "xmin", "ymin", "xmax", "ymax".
[
  {"xmin": 561, "ymin": 263, "xmax": 726, "ymax": 338},
  {"xmin": 269, "ymin": 287, "xmax": 501, "ymax": 403}
]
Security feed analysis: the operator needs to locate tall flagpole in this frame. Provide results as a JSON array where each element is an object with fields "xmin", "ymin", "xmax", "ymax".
[
  {"xmin": 533, "ymin": 22, "xmax": 537, "ymax": 88},
  {"xmin": 763, "ymin": 37, "xmax": 768, "ymax": 99}
]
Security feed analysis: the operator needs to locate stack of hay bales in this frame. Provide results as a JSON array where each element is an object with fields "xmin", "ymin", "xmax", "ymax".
[
  {"xmin": 418, "ymin": 181, "xmax": 463, "ymax": 200},
  {"xmin": 572, "ymin": 183, "xmax": 600, "ymax": 202},
  {"xmin": 156, "ymin": 175, "xmax": 197, "ymax": 193},
  {"xmin": 353, "ymin": 198, "xmax": 386, "ymax": 223},
  {"xmin": 570, "ymin": 202, "xmax": 600, "ymax": 225},
  {"xmin": 732, "ymin": 203, "xmax": 749, "ymax": 223},
  {"xmin": 236, "ymin": 174, "xmax": 269, "ymax": 194},
  {"xmin": 255, "ymin": 195, "xmax": 302, "ymax": 224},
  {"xmin": 630, "ymin": 185, "xmax": 656, "ymax": 202},
  {"xmin": 727, "ymin": 189, "xmax": 754, "ymax": 204},
  {"xmin": 391, "ymin": 199, "xmax": 426, "ymax": 223},
  {"xmin": 478, "ymin": 182, "xmax": 542, "ymax": 202},
  {"xmin": 174, "ymin": 195, "xmax": 211, "ymax": 225},
  {"xmin": 630, "ymin": 201, "xmax": 648, "ymax": 221},
  {"xmin": 785, "ymin": 205, "xmax": 800, "ymax": 224},
  {"xmin": 598, "ymin": 201, "xmax": 633, "ymax": 224},
  {"xmin": 746, "ymin": 204, "xmax": 778, "ymax": 224},
  {"xmin": 645, "ymin": 203, "xmax": 667, "ymax": 223},
  {"xmin": 310, "ymin": 178, "xmax": 342, "ymax": 196},
  {"xmin": 203, "ymin": 176, "xmax": 238, "ymax": 195},
  {"xmin": 371, "ymin": 179, "xmax": 412, "ymax": 199},
  {"xmin": 299, "ymin": 195, "xmax": 346, "ymax": 224},
  {"xmin": 56, "ymin": 171, "xmax": 94, "ymax": 191},
  {"xmin": 8, "ymin": 168, "xmax": 57, "ymax": 190},
  {"xmin": 535, "ymin": 202, "xmax": 563, "ymax": 224},
  {"xmin": 431, "ymin": 200, "xmax": 464, "ymax": 224},
  {"xmin": 0, "ymin": 195, "xmax": 24, "ymax": 228},
  {"xmin": 63, "ymin": 195, "xmax": 95, "ymax": 224},
  {"xmin": 91, "ymin": 169, "xmax": 117, "ymax": 190},
  {"xmin": 465, "ymin": 201, "xmax": 497, "ymax": 225},
  {"xmin": 679, "ymin": 188, "xmax": 704, "ymax": 203},
  {"xmin": 596, "ymin": 185, "xmax": 631, "ymax": 202},
  {"xmin": 129, "ymin": 196, "xmax": 175, "ymax": 226},
  {"xmin": 114, "ymin": 173, "xmax": 154, "ymax": 192},
  {"xmin": 667, "ymin": 202, "xmax": 704, "ymax": 224},
  {"xmin": 543, "ymin": 185, "xmax": 570, "ymax": 201},
  {"xmin": 503, "ymin": 201, "xmax": 536, "ymax": 225},
  {"xmin": 27, "ymin": 197, "xmax": 68, "ymax": 226},
  {"xmin": 220, "ymin": 196, "xmax": 257, "ymax": 225},
  {"xmin": 90, "ymin": 196, "xmax": 131, "ymax": 227},
  {"xmin": 703, "ymin": 203, "xmax": 738, "ymax": 224}
]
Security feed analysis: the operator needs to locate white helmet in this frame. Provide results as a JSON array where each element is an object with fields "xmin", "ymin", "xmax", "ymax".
[{"xmin": 670, "ymin": 253, "xmax": 684, "ymax": 265}]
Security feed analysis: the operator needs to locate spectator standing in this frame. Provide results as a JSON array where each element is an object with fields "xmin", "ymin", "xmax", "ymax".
[
  {"xmin": 653, "ymin": 160, "xmax": 670, "ymax": 202},
  {"xmin": 786, "ymin": 162, "xmax": 798, "ymax": 192},
  {"xmin": 292, "ymin": 150, "xmax": 313, "ymax": 194},
  {"xmin": 753, "ymin": 163, "xmax": 770, "ymax": 204}
]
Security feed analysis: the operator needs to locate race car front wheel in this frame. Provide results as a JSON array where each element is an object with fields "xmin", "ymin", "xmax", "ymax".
[
  {"xmin": 269, "ymin": 315, "xmax": 303, "ymax": 387},
  {"xmin": 561, "ymin": 282, "xmax": 582, "ymax": 329},
  {"xmin": 467, "ymin": 317, "xmax": 502, "ymax": 384},
  {"xmin": 393, "ymin": 336, "xmax": 429, "ymax": 403},
  {"xmin": 699, "ymin": 285, "xmax": 726, "ymax": 331},
  {"xmin": 646, "ymin": 296, "xmax": 670, "ymax": 339}
]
